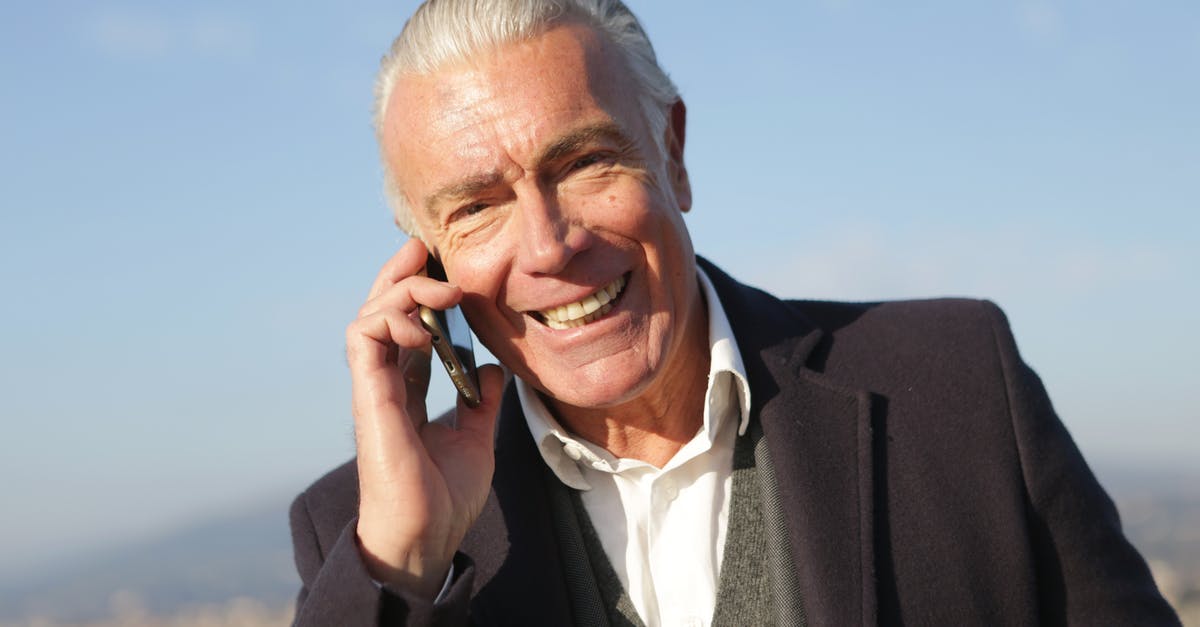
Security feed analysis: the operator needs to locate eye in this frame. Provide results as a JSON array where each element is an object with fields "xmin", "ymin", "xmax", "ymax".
[
  {"xmin": 570, "ymin": 153, "xmax": 604, "ymax": 171},
  {"xmin": 450, "ymin": 202, "xmax": 489, "ymax": 222}
]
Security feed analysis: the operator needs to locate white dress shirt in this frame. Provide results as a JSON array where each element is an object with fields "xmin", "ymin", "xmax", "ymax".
[{"xmin": 517, "ymin": 268, "xmax": 752, "ymax": 627}]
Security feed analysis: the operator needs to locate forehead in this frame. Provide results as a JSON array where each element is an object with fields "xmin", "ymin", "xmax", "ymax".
[{"xmin": 380, "ymin": 23, "xmax": 642, "ymax": 199}]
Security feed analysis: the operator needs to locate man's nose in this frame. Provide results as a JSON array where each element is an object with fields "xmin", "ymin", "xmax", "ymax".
[{"xmin": 513, "ymin": 188, "xmax": 589, "ymax": 276}]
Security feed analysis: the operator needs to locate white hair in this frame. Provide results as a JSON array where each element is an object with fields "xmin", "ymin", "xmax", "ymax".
[{"xmin": 373, "ymin": 0, "xmax": 679, "ymax": 235}]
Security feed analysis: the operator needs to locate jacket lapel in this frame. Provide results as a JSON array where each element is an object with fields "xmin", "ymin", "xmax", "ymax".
[{"xmin": 701, "ymin": 259, "xmax": 878, "ymax": 626}]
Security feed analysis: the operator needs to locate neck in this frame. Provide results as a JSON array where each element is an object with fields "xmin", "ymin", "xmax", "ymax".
[{"xmin": 548, "ymin": 290, "xmax": 711, "ymax": 468}]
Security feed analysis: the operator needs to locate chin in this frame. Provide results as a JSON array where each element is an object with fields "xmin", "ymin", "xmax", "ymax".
[{"xmin": 534, "ymin": 356, "xmax": 658, "ymax": 411}]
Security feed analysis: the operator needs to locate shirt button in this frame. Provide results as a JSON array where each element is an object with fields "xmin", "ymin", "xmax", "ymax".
[
  {"xmin": 563, "ymin": 442, "xmax": 584, "ymax": 461},
  {"xmin": 659, "ymin": 478, "xmax": 679, "ymax": 501}
]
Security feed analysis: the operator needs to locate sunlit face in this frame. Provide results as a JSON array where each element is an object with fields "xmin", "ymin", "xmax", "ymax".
[{"xmin": 382, "ymin": 23, "xmax": 701, "ymax": 410}]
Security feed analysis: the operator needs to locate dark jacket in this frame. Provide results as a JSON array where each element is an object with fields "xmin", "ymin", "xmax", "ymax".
[{"xmin": 290, "ymin": 260, "xmax": 1179, "ymax": 626}]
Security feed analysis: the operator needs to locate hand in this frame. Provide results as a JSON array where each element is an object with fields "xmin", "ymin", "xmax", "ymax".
[{"xmin": 345, "ymin": 237, "xmax": 505, "ymax": 599}]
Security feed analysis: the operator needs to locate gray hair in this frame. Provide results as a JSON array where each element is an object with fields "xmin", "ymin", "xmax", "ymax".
[{"xmin": 373, "ymin": 0, "xmax": 679, "ymax": 235}]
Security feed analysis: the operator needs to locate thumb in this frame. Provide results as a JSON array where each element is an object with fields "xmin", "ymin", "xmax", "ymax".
[{"xmin": 455, "ymin": 364, "xmax": 506, "ymax": 439}]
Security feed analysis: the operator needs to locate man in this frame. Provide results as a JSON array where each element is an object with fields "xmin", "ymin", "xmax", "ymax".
[{"xmin": 289, "ymin": 1, "xmax": 1180, "ymax": 625}]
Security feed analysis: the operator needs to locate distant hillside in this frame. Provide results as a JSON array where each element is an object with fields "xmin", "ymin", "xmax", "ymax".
[{"xmin": 0, "ymin": 500, "xmax": 298, "ymax": 623}]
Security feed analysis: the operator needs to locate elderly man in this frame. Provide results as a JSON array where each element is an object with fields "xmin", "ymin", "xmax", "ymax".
[{"xmin": 289, "ymin": 1, "xmax": 1179, "ymax": 625}]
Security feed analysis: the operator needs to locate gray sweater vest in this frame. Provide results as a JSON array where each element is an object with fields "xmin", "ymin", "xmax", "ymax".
[{"xmin": 547, "ymin": 422, "xmax": 806, "ymax": 626}]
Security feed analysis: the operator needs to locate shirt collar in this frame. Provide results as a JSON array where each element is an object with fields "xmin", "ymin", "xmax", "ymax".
[{"xmin": 517, "ymin": 266, "xmax": 752, "ymax": 490}]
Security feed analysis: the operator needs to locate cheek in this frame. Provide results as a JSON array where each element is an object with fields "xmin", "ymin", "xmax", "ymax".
[
  {"xmin": 606, "ymin": 186, "xmax": 690, "ymax": 266},
  {"xmin": 573, "ymin": 180, "xmax": 662, "ymax": 237},
  {"xmin": 452, "ymin": 246, "xmax": 526, "ymax": 357},
  {"xmin": 442, "ymin": 220, "xmax": 510, "ymax": 284},
  {"xmin": 459, "ymin": 287, "xmax": 527, "ymax": 372},
  {"xmin": 454, "ymin": 267, "xmax": 507, "ymax": 329}
]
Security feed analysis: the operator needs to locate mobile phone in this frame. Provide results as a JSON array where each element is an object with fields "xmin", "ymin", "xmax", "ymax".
[{"xmin": 418, "ymin": 254, "xmax": 482, "ymax": 409}]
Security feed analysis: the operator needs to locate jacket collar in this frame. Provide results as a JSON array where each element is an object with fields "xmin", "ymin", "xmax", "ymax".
[{"xmin": 700, "ymin": 258, "xmax": 878, "ymax": 626}]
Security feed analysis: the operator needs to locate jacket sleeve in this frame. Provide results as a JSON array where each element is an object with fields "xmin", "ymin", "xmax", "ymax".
[
  {"xmin": 983, "ymin": 301, "xmax": 1181, "ymax": 625},
  {"xmin": 288, "ymin": 490, "xmax": 476, "ymax": 627}
]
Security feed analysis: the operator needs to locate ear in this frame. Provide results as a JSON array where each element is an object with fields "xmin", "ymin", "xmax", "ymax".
[{"xmin": 664, "ymin": 99, "xmax": 692, "ymax": 213}]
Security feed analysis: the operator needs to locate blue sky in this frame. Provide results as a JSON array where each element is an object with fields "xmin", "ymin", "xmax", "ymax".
[{"xmin": 1, "ymin": 1, "xmax": 1197, "ymax": 579}]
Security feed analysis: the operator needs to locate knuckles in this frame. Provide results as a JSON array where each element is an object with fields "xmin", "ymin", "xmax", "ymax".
[
  {"xmin": 358, "ymin": 275, "xmax": 449, "ymax": 320},
  {"xmin": 344, "ymin": 317, "xmax": 432, "ymax": 372}
]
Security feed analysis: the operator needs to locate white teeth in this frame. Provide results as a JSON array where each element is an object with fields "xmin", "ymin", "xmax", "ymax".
[{"xmin": 538, "ymin": 275, "xmax": 626, "ymax": 329}]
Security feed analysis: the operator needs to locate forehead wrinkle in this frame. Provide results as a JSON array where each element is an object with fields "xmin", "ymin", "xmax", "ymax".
[
  {"xmin": 398, "ymin": 25, "xmax": 645, "ymax": 224},
  {"xmin": 415, "ymin": 98, "xmax": 507, "ymax": 217}
]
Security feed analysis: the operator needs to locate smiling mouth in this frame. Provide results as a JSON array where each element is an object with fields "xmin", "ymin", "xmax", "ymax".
[{"xmin": 533, "ymin": 274, "xmax": 628, "ymax": 330}]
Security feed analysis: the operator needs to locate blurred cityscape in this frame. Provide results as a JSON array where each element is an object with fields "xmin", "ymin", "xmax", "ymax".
[
  {"xmin": 1107, "ymin": 466, "xmax": 1200, "ymax": 626},
  {"xmin": 0, "ymin": 465, "xmax": 1196, "ymax": 627},
  {"xmin": 0, "ymin": 596, "xmax": 294, "ymax": 627}
]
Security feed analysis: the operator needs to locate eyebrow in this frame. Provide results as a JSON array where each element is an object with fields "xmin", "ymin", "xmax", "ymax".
[
  {"xmin": 422, "ymin": 121, "xmax": 634, "ymax": 217},
  {"xmin": 536, "ymin": 121, "xmax": 632, "ymax": 170},
  {"xmin": 423, "ymin": 171, "xmax": 506, "ymax": 217}
]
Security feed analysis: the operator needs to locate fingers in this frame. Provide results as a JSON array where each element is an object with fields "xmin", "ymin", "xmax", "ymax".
[
  {"xmin": 345, "ymin": 314, "xmax": 429, "ymax": 373},
  {"xmin": 349, "ymin": 238, "xmax": 463, "ymax": 377},
  {"xmin": 367, "ymin": 237, "xmax": 431, "ymax": 301},
  {"xmin": 358, "ymin": 276, "xmax": 462, "ymax": 321},
  {"xmin": 348, "ymin": 244, "xmax": 445, "ymax": 455},
  {"xmin": 358, "ymin": 237, "xmax": 461, "ymax": 336},
  {"xmin": 367, "ymin": 237, "xmax": 426, "ymax": 300}
]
